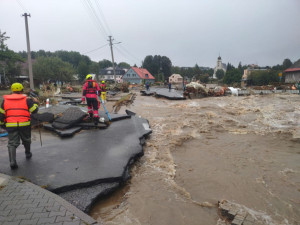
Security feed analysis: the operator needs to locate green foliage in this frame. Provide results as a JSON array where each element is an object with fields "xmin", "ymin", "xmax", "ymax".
[
  {"xmin": 282, "ymin": 58, "xmax": 292, "ymax": 70},
  {"xmin": 77, "ymin": 61, "xmax": 89, "ymax": 81},
  {"xmin": 0, "ymin": 30, "xmax": 24, "ymax": 81},
  {"xmin": 89, "ymin": 62, "xmax": 100, "ymax": 74},
  {"xmin": 33, "ymin": 57, "xmax": 75, "ymax": 83},
  {"xmin": 99, "ymin": 59, "xmax": 113, "ymax": 69},
  {"xmin": 247, "ymin": 70, "xmax": 280, "ymax": 86},
  {"xmin": 223, "ymin": 68, "xmax": 242, "ymax": 85},
  {"xmin": 216, "ymin": 69, "xmax": 225, "ymax": 80},
  {"xmin": 199, "ymin": 74, "xmax": 209, "ymax": 83},
  {"xmin": 142, "ymin": 55, "xmax": 172, "ymax": 79},
  {"xmin": 118, "ymin": 62, "xmax": 131, "ymax": 69}
]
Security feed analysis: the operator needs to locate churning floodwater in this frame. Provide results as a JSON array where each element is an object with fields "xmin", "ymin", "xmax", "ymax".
[{"xmin": 90, "ymin": 93, "xmax": 300, "ymax": 225}]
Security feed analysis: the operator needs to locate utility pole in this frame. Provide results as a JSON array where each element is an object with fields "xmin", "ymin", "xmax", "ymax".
[
  {"xmin": 108, "ymin": 36, "xmax": 116, "ymax": 82},
  {"xmin": 22, "ymin": 13, "xmax": 34, "ymax": 89}
]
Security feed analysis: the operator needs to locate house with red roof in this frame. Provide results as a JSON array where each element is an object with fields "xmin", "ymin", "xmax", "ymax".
[
  {"xmin": 122, "ymin": 67, "xmax": 155, "ymax": 84},
  {"xmin": 284, "ymin": 59, "xmax": 300, "ymax": 83}
]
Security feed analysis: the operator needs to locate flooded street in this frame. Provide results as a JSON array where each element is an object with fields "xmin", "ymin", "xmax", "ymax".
[{"xmin": 90, "ymin": 93, "xmax": 300, "ymax": 225}]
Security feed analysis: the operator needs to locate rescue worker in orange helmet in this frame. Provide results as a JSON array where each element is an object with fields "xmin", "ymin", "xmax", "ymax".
[
  {"xmin": 100, "ymin": 80, "xmax": 107, "ymax": 103},
  {"xmin": 0, "ymin": 83, "xmax": 39, "ymax": 169},
  {"xmin": 82, "ymin": 74, "xmax": 101, "ymax": 125}
]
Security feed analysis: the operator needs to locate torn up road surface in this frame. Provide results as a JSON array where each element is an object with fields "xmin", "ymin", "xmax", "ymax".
[{"xmin": 0, "ymin": 110, "xmax": 151, "ymax": 213}]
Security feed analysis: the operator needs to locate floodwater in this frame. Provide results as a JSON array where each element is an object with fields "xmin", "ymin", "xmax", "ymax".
[{"xmin": 90, "ymin": 93, "xmax": 300, "ymax": 225}]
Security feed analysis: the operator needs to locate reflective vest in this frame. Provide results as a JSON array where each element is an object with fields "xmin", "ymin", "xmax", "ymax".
[
  {"xmin": 85, "ymin": 80, "xmax": 97, "ymax": 94},
  {"xmin": 83, "ymin": 80, "xmax": 100, "ymax": 98},
  {"xmin": 100, "ymin": 83, "xmax": 106, "ymax": 92},
  {"xmin": 3, "ymin": 94, "xmax": 31, "ymax": 127}
]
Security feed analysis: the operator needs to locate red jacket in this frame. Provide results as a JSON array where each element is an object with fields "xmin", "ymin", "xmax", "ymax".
[
  {"xmin": 100, "ymin": 83, "xmax": 106, "ymax": 92},
  {"xmin": 82, "ymin": 80, "xmax": 101, "ymax": 98}
]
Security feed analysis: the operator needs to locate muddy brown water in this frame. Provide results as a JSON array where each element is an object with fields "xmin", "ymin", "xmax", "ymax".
[{"xmin": 89, "ymin": 93, "xmax": 300, "ymax": 225}]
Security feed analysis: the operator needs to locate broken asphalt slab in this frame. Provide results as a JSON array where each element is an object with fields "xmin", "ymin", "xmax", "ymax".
[
  {"xmin": 141, "ymin": 87, "xmax": 186, "ymax": 100},
  {"xmin": 0, "ymin": 113, "xmax": 151, "ymax": 212}
]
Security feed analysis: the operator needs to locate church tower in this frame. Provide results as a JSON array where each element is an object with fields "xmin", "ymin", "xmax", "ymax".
[{"xmin": 213, "ymin": 55, "xmax": 227, "ymax": 79}]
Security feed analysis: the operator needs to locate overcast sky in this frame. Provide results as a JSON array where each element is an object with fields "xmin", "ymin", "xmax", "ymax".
[{"xmin": 1, "ymin": 0, "xmax": 300, "ymax": 68}]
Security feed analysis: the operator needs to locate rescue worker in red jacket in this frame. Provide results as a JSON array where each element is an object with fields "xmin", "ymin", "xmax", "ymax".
[
  {"xmin": 100, "ymin": 80, "xmax": 107, "ymax": 103},
  {"xmin": 82, "ymin": 74, "xmax": 101, "ymax": 125},
  {"xmin": 0, "ymin": 83, "xmax": 39, "ymax": 169}
]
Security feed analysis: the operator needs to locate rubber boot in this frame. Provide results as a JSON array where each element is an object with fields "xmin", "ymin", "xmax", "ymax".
[
  {"xmin": 24, "ymin": 143, "xmax": 32, "ymax": 159},
  {"xmin": 8, "ymin": 147, "xmax": 18, "ymax": 169},
  {"xmin": 94, "ymin": 117, "xmax": 99, "ymax": 125}
]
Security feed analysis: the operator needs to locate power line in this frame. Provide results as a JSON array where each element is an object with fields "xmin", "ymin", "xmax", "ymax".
[
  {"xmin": 83, "ymin": 0, "xmax": 108, "ymax": 38},
  {"xmin": 94, "ymin": 0, "xmax": 112, "ymax": 36},
  {"xmin": 114, "ymin": 45, "xmax": 137, "ymax": 65},
  {"xmin": 16, "ymin": 0, "xmax": 28, "ymax": 12},
  {"xmin": 118, "ymin": 43, "xmax": 141, "ymax": 62},
  {"xmin": 83, "ymin": 43, "xmax": 109, "ymax": 54}
]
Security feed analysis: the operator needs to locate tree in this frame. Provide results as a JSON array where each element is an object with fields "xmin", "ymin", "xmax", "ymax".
[
  {"xmin": 77, "ymin": 61, "xmax": 89, "ymax": 81},
  {"xmin": 216, "ymin": 69, "xmax": 225, "ymax": 80},
  {"xmin": 142, "ymin": 55, "xmax": 172, "ymax": 80},
  {"xmin": 223, "ymin": 68, "xmax": 242, "ymax": 85},
  {"xmin": 0, "ymin": 30, "xmax": 24, "ymax": 82},
  {"xmin": 99, "ymin": 59, "xmax": 113, "ymax": 69},
  {"xmin": 282, "ymin": 58, "xmax": 292, "ymax": 70},
  {"xmin": 33, "ymin": 57, "xmax": 75, "ymax": 83},
  {"xmin": 199, "ymin": 74, "xmax": 209, "ymax": 83},
  {"xmin": 247, "ymin": 70, "xmax": 279, "ymax": 86},
  {"xmin": 118, "ymin": 62, "xmax": 131, "ymax": 69},
  {"xmin": 226, "ymin": 63, "xmax": 235, "ymax": 72},
  {"xmin": 89, "ymin": 62, "xmax": 99, "ymax": 74},
  {"xmin": 194, "ymin": 64, "xmax": 202, "ymax": 75},
  {"xmin": 161, "ymin": 56, "xmax": 172, "ymax": 78}
]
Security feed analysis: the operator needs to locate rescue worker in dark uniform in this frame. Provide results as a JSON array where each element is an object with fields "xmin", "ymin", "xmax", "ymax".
[
  {"xmin": 0, "ymin": 83, "xmax": 39, "ymax": 169},
  {"xmin": 82, "ymin": 74, "xmax": 101, "ymax": 125},
  {"xmin": 100, "ymin": 80, "xmax": 106, "ymax": 103}
]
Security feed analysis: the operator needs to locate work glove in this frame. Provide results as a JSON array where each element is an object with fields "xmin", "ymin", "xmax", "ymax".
[{"xmin": 81, "ymin": 97, "xmax": 85, "ymax": 104}]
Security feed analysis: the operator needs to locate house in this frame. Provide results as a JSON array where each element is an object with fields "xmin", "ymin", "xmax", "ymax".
[
  {"xmin": 122, "ymin": 67, "xmax": 155, "ymax": 84},
  {"xmin": 98, "ymin": 67, "xmax": 127, "ymax": 83},
  {"xmin": 241, "ymin": 65, "xmax": 267, "ymax": 87},
  {"xmin": 284, "ymin": 59, "xmax": 300, "ymax": 83},
  {"xmin": 212, "ymin": 56, "xmax": 227, "ymax": 79},
  {"xmin": 169, "ymin": 74, "xmax": 183, "ymax": 84}
]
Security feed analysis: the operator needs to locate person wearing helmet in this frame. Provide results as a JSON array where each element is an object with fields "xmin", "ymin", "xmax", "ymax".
[
  {"xmin": 100, "ymin": 80, "xmax": 107, "ymax": 103},
  {"xmin": 82, "ymin": 74, "xmax": 101, "ymax": 125},
  {"xmin": 0, "ymin": 83, "xmax": 39, "ymax": 169}
]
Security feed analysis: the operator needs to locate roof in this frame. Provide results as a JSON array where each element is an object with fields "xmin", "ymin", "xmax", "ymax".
[
  {"xmin": 284, "ymin": 59, "xmax": 300, "ymax": 72},
  {"xmin": 131, "ymin": 67, "xmax": 155, "ymax": 80},
  {"xmin": 285, "ymin": 68, "xmax": 300, "ymax": 72},
  {"xmin": 170, "ymin": 74, "xmax": 183, "ymax": 78}
]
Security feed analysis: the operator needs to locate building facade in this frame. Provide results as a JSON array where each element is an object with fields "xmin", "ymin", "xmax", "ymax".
[
  {"xmin": 122, "ymin": 67, "xmax": 155, "ymax": 84},
  {"xmin": 169, "ymin": 74, "xmax": 183, "ymax": 83},
  {"xmin": 284, "ymin": 59, "xmax": 300, "ymax": 83},
  {"xmin": 98, "ymin": 67, "xmax": 127, "ymax": 83},
  {"xmin": 213, "ymin": 56, "xmax": 227, "ymax": 79}
]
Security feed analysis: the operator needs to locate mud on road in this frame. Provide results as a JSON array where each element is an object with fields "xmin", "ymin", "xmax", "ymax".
[{"xmin": 91, "ymin": 93, "xmax": 300, "ymax": 225}]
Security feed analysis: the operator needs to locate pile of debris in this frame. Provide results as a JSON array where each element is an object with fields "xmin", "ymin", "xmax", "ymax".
[{"xmin": 184, "ymin": 82, "xmax": 208, "ymax": 98}]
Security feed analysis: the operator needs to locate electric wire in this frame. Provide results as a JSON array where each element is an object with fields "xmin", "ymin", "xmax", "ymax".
[
  {"xmin": 83, "ymin": 43, "xmax": 109, "ymax": 54},
  {"xmin": 117, "ymin": 43, "xmax": 141, "ymax": 62},
  {"xmin": 16, "ymin": 0, "xmax": 28, "ymax": 13},
  {"xmin": 80, "ymin": 0, "xmax": 107, "ymax": 40},
  {"xmin": 94, "ymin": 0, "xmax": 112, "ymax": 36},
  {"xmin": 85, "ymin": 0, "xmax": 108, "ymax": 37},
  {"xmin": 114, "ymin": 45, "xmax": 137, "ymax": 65}
]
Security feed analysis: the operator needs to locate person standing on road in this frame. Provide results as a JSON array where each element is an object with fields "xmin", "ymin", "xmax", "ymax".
[
  {"xmin": 0, "ymin": 83, "xmax": 38, "ymax": 170},
  {"xmin": 168, "ymin": 82, "xmax": 172, "ymax": 92},
  {"xmin": 100, "ymin": 80, "xmax": 107, "ymax": 103},
  {"xmin": 82, "ymin": 74, "xmax": 101, "ymax": 125},
  {"xmin": 146, "ymin": 81, "xmax": 150, "ymax": 91}
]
